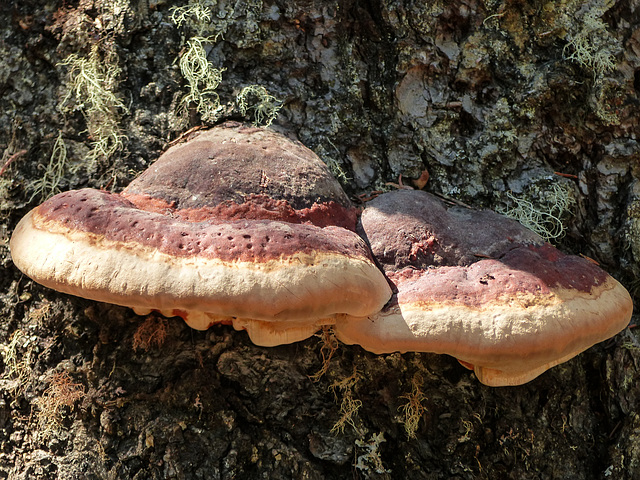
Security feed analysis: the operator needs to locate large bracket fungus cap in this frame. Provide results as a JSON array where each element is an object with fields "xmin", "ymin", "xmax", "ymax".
[
  {"xmin": 121, "ymin": 122, "xmax": 357, "ymax": 230},
  {"xmin": 10, "ymin": 189, "xmax": 391, "ymax": 346},
  {"xmin": 10, "ymin": 125, "xmax": 392, "ymax": 347},
  {"xmin": 335, "ymin": 190, "xmax": 632, "ymax": 386}
]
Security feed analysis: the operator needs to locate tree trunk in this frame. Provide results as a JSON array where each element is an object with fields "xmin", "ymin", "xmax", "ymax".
[{"xmin": 1, "ymin": 0, "xmax": 639, "ymax": 478}]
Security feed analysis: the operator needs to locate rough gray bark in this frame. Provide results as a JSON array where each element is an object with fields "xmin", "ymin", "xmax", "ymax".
[{"xmin": 1, "ymin": 0, "xmax": 639, "ymax": 478}]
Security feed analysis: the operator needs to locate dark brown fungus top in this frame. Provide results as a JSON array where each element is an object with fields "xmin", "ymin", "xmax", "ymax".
[
  {"xmin": 9, "ymin": 125, "xmax": 392, "ymax": 346},
  {"xmin": 37, "ymin": 188, "xmax": 372, "ymax": 264},
  {"xmin": 335, "ymin": 189, "xmax": 632, "ymax": 386},
  {"xmin": 121, "ymin": 122, "xmax": 357, "ymax": 230},
  {"xmin": 358, "ymin": 189, "xmax": 543, "ymax": 271}
]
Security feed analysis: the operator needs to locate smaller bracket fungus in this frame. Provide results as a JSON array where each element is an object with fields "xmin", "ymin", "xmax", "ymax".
[
  {"xmin": 10, "ymin": 124, "xmax": 392, "ymax": 347},
  {"xmin": 335, "ymin": 190, "xmax": 632, "ymax": 386}
]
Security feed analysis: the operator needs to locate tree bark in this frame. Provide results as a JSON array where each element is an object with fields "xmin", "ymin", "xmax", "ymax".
[{"xmin": 1, "ymin": 0, "xmax": 639, "ymax": 478}]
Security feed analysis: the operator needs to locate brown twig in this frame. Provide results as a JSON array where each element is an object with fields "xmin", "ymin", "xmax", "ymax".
[
  {"xmin": 167, "ymin": 125, "xmax": 206, "ymax": 148},
  {"xmin": 386, "ymin": 174, "xmax": 415, "ymax": 191},
  {"xmin": 553, "ymin": 171, "xmax": 579, "ymax": 179},
  {"xmin": 356, "ymin": 190, "xmax": 384, "ymax": 203},
  {"xmin": 0, "ymin": 149, "xmax": 27, "ymax": 176},
  {"xmin": 432, "ymin": 192, "xmax": 473, "ymax": 209},
  {"xmin": 579, "ymin": 253, "xmax": 600, "ymax": 265}
]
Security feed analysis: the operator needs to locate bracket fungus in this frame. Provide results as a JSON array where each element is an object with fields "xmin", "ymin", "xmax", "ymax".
[
  {"xmin": 9, "ymin": 124, "xmax": 633, "ymax": 386},
  {"xmin": 334, "ymin": 190, "xmax": 633, "ymax": 386},
  {"xmin": 10, "ymin": 123, "xmax": 392, "ymax": 347}
]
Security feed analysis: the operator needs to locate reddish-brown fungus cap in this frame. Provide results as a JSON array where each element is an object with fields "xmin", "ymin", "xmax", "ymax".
[
  {"xmin": 121, "ymin": 122, "xmax": 357, "ymax": 230},
  {"xmin": 10, "ymin": 125, "xmax": 392, "ymax": 346},
  {"xmin": 10, "ymin": 188, "xmax": 391, "ymax": 345},
  {"xmin": 335, "ymin": 190, "xmax": 632, "ymax": 386}
]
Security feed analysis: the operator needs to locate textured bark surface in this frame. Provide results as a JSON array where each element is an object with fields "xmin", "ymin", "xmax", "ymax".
[{"xmin": 1, "ymin": 0, "xmax": 640, "ymax": 478}]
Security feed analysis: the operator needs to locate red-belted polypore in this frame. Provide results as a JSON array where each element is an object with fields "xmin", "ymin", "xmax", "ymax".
[
  {"xmin": 334, "ymin": 190, "xmax": 633, "ymax": 386},
  {"xmin": 9, "ymin": 123, "xmax": 392, "ymax": 346},
  {"xmin": 10, "ymin": 124, "xmax": 632, "ymax": 385}
]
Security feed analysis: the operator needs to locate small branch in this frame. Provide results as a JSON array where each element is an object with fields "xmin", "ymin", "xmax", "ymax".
[
  {"xmin": 0, "ymin": 149, "xmax": 27, "ymax": 176},
  {"xmin": 553, "ymin": 171, "xmax": 579, "ymax": 179},
  {"xmin": 167, "ymin": 125, "xmax": 206, "ymax": 148}
]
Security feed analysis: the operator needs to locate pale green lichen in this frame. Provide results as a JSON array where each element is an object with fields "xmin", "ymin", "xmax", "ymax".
[
  {"xmin": 499, "ymin": 182, "xmax": 576, "ymax": 242},
  {"xmin": 236, "ymin": 85, "xmax": 282, "ymax": 127},
  {"xmin": 177, "ymin": 36, "xmax": 225, "ymax": 122},
  {"xmin": 398, "ymin": 374, "xmax": 427, "ymax": 440},
  {"xmin": 325, "ymin": 157, "xmax": 350, "ymax": 184},
  {"xmin": 29, "ymin": 133, "xmax": 67, "ymax": 202},
  {"xmin": 170, "ymin": 1, "xmax": 213, "ymax": 36},
  {"xmin": 171, "ymin": 0, "xmax": 279, "ymax": 126},
  {"xmin": 330, "ymin": 368, "xmax": 362, "ymax": 435},
  {"xmin": 1, "ymin": 329, "xmax": 35, "ymax": 395},
  {"xmin": 169, "ymin": 0, "xmax": 243, "ymax": 41},
  {"xmin": 592, "ymin": 77, "xmax": 622, "ymax": 125},
  {"xmin": 170, "ymin": 1, "xmax": 228, "ymax": 124},
  {"xmin": 563, "ymin": 0, "xmax": 619, "ymax": 77},
  {"xmin": 59, "ymin": 44, "xmax": 128, "ymax": 167},
  {"xmin": 355, "ymin": 432, "xmax": 391, "ymax": 475},
  {"xmin": 314, "ymin": 142, "xmax": 351, "ymax": 186}
]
